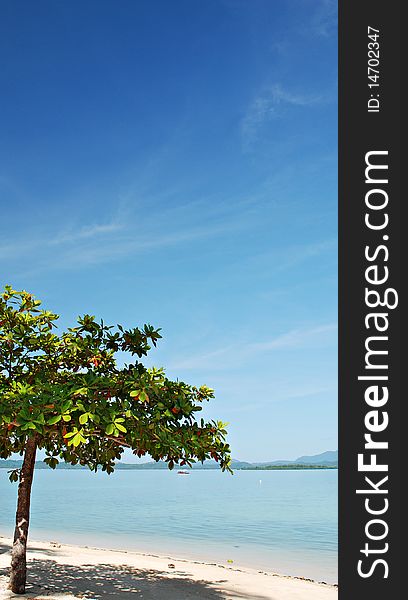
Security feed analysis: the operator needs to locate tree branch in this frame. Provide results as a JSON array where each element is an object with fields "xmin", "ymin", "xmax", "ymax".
[{"xmin": 90, "ymin": 430, "xmax": 131, "ymax": 448}]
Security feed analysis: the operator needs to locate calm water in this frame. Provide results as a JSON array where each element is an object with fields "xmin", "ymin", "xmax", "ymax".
[{"xmin": 0, "ymin": 468, "xmax": 337, "ymax": 583}]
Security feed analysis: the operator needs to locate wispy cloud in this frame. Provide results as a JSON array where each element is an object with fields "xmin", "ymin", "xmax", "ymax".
[
  {"xmin": 167, "ymin": 323, "xmax": 337, "ymax": 371},
  {"xmin": 54, "ymin": 219, "xmax": 245, "ymax": 267},
  {"xmin": 241, "ymin": 84, "xmax": 324, "ymax": 149},
  {"xmin": 0, "ymin": 194, "xmax": 253, "ymax": 275},
  {"xmin": 220, "ymin": 383, "xmax": 335, "ymax": 413},
  {"xmin": 0, "ymin": 218, "xmax": 124, "ymax": 264},
  {"xmin": 275, "ymin": 239, "xmax": 337, "ymax": 272},
  {"xmin": 310, "ymin": 0, "xmax": 337, "ymax": 38},
  {"xmin": 51, "ymin": 222, "xmax": 123, "ymax": 245},
  {"xmin": 217, "ymin": 238, "xmax": 336, "ymax": 290}
]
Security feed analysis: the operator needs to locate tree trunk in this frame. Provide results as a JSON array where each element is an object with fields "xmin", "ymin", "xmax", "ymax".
[{"xmin": 8, "ymin": 436, "xmax": 37, "ymax": 594}]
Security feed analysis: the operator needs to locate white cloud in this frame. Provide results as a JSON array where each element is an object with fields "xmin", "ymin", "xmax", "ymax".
[
  {"xmin": 51, "ymin": 222, "xmax": 123, "ymax": 245},
  {"xmin": 241, "ymin": 84, "xmax": 324, "ymax": 148},
  {"xmin": 167, "ymin": 322, "xmax": 337, "ymax": 371},
  {"xmin": 0, "ymin": 195, "xmax": 252, "ymax": 275},
  {"xmin": 311, "ymin": 0, "xmax": 337, "ymax": 38}
]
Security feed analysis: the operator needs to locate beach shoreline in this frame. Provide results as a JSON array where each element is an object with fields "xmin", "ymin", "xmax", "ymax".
[{"xmin": 0, "ymin": 535, "xmax": 337, "ymax": 599}]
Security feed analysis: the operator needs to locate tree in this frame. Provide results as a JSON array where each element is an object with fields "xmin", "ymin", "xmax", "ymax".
[{"xmin": 0, "ymin": 286, "xmax": 231, "ymax": 594}]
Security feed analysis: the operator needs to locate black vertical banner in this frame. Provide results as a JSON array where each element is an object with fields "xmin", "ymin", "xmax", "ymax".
[{"xmin": 339, "ymin": 1, "xmax": 405, "ymax": 598}]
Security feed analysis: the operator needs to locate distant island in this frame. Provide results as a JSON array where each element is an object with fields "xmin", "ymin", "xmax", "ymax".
[{"xmin": 0, "ymin": 450, "xmax": 338, "ymax": 471}]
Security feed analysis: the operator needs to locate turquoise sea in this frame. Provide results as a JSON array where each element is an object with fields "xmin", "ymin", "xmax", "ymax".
[{"xmin": 0, "ymin": 468, "xmax": 337, "ymax": 583}]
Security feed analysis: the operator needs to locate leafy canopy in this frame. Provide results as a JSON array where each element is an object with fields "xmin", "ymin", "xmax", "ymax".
[{"xmin": 0, "ymin": 286, "xmax": 231, "ymax": 480}]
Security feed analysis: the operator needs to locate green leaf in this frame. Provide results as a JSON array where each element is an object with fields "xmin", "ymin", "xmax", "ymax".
[
  {"xmin": 8, "ymin": 470, "xmax": 19, "ymax": 483},
  {"xmin": 73, "ymin": 387, "xmax": 88, "ymax": 396},
  {"xmin": 47, "ymin": 415, "xmax": 62, "ymax": 425},
  {"xmin": 79, "ymin": 413, "xmax": 89, "ymax": 425},
  {"xmin": 61, "ymin": 400, "xmax": 72, "ymax": 413},
  {"xmin": 68, "ymin": 432, "xmax": 86, "ymax": 447},
  {"xmin": 106, "ymin": 423, "xmax": 114, "ymax": 435}
]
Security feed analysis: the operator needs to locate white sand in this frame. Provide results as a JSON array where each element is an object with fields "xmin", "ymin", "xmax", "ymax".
[{"xmin": 0, "ymin": 536, "xmax": 337, "ymax": 600}]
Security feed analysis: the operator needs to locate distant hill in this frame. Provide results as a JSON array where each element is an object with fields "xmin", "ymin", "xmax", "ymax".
[
  {"xmin": 248, "ymin": 450, "xmax": 338, "ymax": 468},
  {"xmin": 0, "ymin": 451, "xmax": 338, "ymax": 471},
  {"xmin": 240, "ymin": 463, "xmax": 336, "ymax": 470},
  {"xmin": 294, "ymin": 450, "xmax": 338, "ymax": 465}
]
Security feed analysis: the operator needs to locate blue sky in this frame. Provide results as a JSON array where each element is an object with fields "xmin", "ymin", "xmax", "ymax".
[{"xmin": 0, "ymin": 0, "xmax": 337, "ymax": 462}]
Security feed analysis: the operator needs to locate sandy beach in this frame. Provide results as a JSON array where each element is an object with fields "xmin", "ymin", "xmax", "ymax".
[{"xmin": 0, "ymin": 536, "xmax": 337, "ymax": 600}]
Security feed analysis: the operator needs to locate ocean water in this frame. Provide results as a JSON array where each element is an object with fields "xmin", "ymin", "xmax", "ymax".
[{"xmin": 0, "ymin": 468, "xmax": 337, "ymax": 583}]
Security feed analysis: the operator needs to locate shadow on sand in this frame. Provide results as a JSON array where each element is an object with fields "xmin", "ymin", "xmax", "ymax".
[
  {"xmin": 1, "ymin": 559, "xmax": 274, "ymax": 600},
  {"xmin": 0, "ymin": 542, "xmax": 63, "ymax": 558}
]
